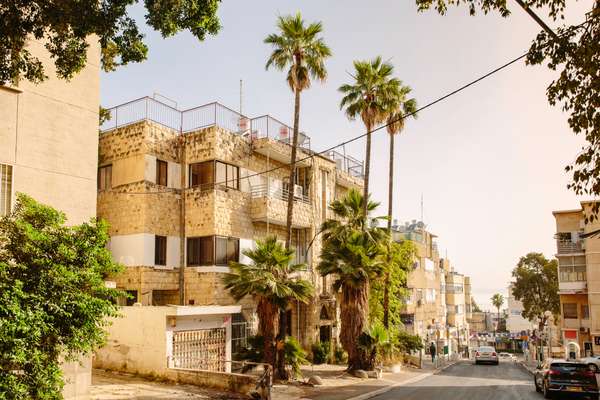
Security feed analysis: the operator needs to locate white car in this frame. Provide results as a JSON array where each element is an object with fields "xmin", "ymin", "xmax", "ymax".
[
  {"xmin": 498, "ymin": 352, "xmax": 516, "ymax": 362},
  {"xmin": 580, "ymin": 355, "xmax": 600, "ymax": 372},
  {"xmin": 475, "ymin": 346, "xmax": 499, "ymax": 365}
]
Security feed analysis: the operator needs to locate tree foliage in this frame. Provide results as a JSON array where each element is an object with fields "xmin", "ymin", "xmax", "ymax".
[
  {"xmin": 415, "ymin": 0, "xmax": 600, "ymax": 217},
  {"xmin": 369, "ymin": 241, "xmax": 416, "ymax": 328},
  {"xmin": 511, "ymin": 252, "xmax": 560, "ymax": 328},
  {"xmin": 318, "ymin": 189, "xmax": 388, "ymax": 371},
  {"xmin": 222, "ymin": 236, "xmax": 314, "ymax": 369},
  {"xmin": 1, "ymin": 0, "xmax": 221, "ymax": 84},
  {"xmin": 0, "ymin": 194, "xmax": 123, "ymax": 398}
]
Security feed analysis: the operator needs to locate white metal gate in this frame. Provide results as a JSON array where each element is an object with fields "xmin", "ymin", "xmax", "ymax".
[{"xmin": 172, "ymin": 328, "xmax": 226, "ymax": 371}]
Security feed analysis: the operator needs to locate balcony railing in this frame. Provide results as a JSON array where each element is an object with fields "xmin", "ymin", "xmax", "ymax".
[
  {"xmin": 556, "ymin": 240, "xmax": 584, "ymax": 254},
  {"xmin": 250, "ymin": 184, "xmax": 309, "ymax": 204},
  {"xmin": 249, "ymin": 115, "xmax": 311, "ymax": 151},
  {"xmin": 100, "ymin": 96, "xmax": 250, "ymax": 134},
  {"xmin": 326, "ymin": 150, "xmax": 364, "ymax": 179}
]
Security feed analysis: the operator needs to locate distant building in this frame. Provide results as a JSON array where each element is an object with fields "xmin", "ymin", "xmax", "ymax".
[{"xmin": 506, "ymin": 283, "xmax": 536, "ymax": 335}]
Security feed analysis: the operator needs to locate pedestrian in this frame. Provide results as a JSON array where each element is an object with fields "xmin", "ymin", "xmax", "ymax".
[{"xmin": 430, "ymin": 342, "xmax": 437, "ymax": 363}]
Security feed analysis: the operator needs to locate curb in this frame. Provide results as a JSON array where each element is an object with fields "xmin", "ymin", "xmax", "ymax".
[
  {"xmin": 343, "ymin": 361, "xmax": 459, "ymax": 400},
  {"xmin": 518, "ymin": 361, "xmax": 536, "ymax": 376}
]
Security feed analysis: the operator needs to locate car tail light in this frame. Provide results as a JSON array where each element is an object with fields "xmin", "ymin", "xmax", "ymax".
[
  {"xmin": 492, "ymin": 352, "xmax": 497, "ymax": 357},
  {"xmin": 548, "ymin": 369, "xmax": 560, "ymax": 375},
  {"xmin": 584, "ymin": 370, "xmax": 595, "ymax": 377}
]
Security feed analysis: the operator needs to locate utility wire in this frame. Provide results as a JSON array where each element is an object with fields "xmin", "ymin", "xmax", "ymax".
[{"xmin": 110, "ymin": 19, "xmax": 590, "ymax": 195}]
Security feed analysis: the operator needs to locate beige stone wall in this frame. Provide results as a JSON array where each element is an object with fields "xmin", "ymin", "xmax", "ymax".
[{"xmin": 0, "ymin": 38, "xmax": 101, "ymax": 400}]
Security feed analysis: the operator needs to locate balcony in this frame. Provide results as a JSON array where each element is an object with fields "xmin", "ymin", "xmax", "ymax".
[
  {"xmin": 250, "ymin": 184, "xmax": 312, "ymax": 228},
  {"xmin": 325, "ymin": 150, "xmax": 364, "ymax": 186},
  {"xmin": 249, "ymin": 115, "xmax": 312, "ymax": 165},
  {"xmin": 563, "ymin": 318, "xmax": 591, "ymax": 330},
  {"xmin": 559, "ymin": 280, "xmax": 587, "ymax": 293}
]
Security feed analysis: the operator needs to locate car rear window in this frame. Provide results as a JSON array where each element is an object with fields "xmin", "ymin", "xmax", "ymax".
[
  {"xmin": 550, "ymin": 363, "xmax": 589, "ymax": 372},
  {"xmin": 479, "ymin": 347, "xmax": 495, "ymax": 352}
]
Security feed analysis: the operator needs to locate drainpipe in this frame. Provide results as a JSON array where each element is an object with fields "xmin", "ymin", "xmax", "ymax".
[{"xmin": 179, "ymin": 128, "xmax": 186, "ymax": 305}]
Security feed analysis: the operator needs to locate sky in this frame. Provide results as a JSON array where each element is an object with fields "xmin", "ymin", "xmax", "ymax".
[{"xmin": 100, "ymin": 0, "xmax": 593, "ymax": 311}]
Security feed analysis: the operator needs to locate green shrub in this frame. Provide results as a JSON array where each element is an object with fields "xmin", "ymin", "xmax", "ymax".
[
  {"xmin": 285, "ymin": 337, "xmax": 309, "ymax": 378},
  {"xmin": 334, "ymin": 345, "xmax": 348, "ymax": 364},
  {"xmin": 311, "ymin": 341, "xmax": 331, "ymax": 364}
]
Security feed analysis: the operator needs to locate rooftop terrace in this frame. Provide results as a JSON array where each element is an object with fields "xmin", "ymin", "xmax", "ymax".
[{"xmin": 101, "ymin": 96, "xmax": 363, "ymax": 178}]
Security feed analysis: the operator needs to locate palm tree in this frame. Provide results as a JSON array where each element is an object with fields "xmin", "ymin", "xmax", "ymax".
[
  {"xmin": 491, "ymin": 293, "xmax": 504, "ymax": 337},
  {"xmin": 222, "ymin": 236, "xmax": 314, "ymax": 371},
  {"xmin": 339, "ymin": 56, "xmax": 400, "ymax": 223},
  {"xmin": 318, "ymin": 189, "xmax": 388, "ymax": 371},
  {"xmin": 265, "ymin": 13, "xmax": 331, "ymax": 250},
  {"xmin": 382, "ymin": 84, "xmax": 418, "ymax": 328}
]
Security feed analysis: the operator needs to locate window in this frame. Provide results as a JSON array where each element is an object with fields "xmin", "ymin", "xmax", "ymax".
[
  {"xmin": 563, "ymin": 303, "xmax": 578, "ymax": 319},
  {"xmin": 156, "ymin": 160, "xmax": 168, "ymax": 186},
  {"xmin": 189, "ymin": 160, "xmax": 238, "ymax": 190},
  {"xmin": 559, "ymin": 265, "xmax": 586, "ymax": 282},
  {"xmin": 187, "ymin": 236, "xmax": 239, "ymax": 266},
  {"xmin": 321, "ymin": 170, "xmax": 329, "ymax": 220},
  {"xmin": 0, "ymin": 164, "xmax": 12, "ymax": 216},
  {"xmin": 294, "ymin": 229, "xmax": 309, "ymax": 265},
  {"xmin": 126, "ymin": 290, "xmax": 138, "ymax": 306},
  {"xmin": 98, "ymin": 165, "xmax": 112, "ymax": 190},
  {"xmin": 582, "ymin": 304, "xmax": 590, "ymax": 320},
  {"xmin": 154, "ymin": 235, "xmax": 167, "ymax": 266}
]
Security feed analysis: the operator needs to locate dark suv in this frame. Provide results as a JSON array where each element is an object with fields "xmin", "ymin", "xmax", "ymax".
[{"xmin": 534, "ymin": 360, "xmax": 599, "ymax": 399}]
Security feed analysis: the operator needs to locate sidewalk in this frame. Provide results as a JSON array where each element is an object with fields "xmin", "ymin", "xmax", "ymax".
[{"xmin": 272, "ymin": 359, "xmax": 459, "ymax": 400}]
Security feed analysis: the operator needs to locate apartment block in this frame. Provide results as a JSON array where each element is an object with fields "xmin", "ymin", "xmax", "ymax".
[
  {"xmin": 0, "ymin": 39, "xmax": 100, "ymax": 399},
  {"xmin": 96, "ymin": 96, "xmax": 364, "ymax": 351},
  {"xmin": 444, "ymin": 267, "xmax": 470, "ymax": 355},
  {"xmin": 553, "ymin": 202, "xmax": 600, "ymax": 357},
  {"xmin": 393, "ymin": 221, "xmax": 447, "ymax": 349},
  {"xmin": 506, "ymin": 283, "xmax": 536, "ymax": 335}
]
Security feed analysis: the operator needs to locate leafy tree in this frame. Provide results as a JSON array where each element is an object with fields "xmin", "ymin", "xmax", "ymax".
[
  {"xmin": 264, "ymin": 14, "xmax": 331, "ymax": 378},
  {"xmin": 222, "ymin": 236, "xmax": 314, "ymax": 375},
  {"xmin": 394, "ymin": 330, "xmax": 424, "ymax": 354},
  {"xmin": 339, "ymin": 57, "xmax": 400, "ymax": 223},
  {"xmin": 318, "ymin": 189, "xmax": 388, "ymax": 371},
  {"xmin": 265, "ymin": 13, "xmax": 331, "ymax": 250},
  {"xmin": 472, "ymin": 299, "xmax": 483, "ymax": 313},
  {"xmin": 0, "ymin": 194, "xmax": 123, "ymax": 398},
  {"xmin": 511, "ymin": 252, "xmax": 559, "ymax": 330},
  {"xmin": 1, "ymin": 0, "xmax": 221, "ymax": 84},
  {"xmin": 491, "ymin": 293, "xmax": 504, "ymax": 335},
  {"xmin": 415, "ymin": 0, "xmax": 600, "ymax": 217},
  {"xmin": 382, "ymin": 84, "xmax": 417, "ymax": 328},
  {"xmin": 369, "ymin": 240, "xmax": 416, "ymax": 328}
]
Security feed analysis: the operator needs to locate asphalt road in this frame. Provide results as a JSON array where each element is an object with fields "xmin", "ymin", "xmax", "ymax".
[{"xmin": 372, "ymin": 361, "xmax": 543, "ymax": 400}]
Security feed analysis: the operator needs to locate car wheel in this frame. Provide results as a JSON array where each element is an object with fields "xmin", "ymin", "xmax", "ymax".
[
  {"xmin": 534, "ymin": 377, "xmax": 541, "ymax": 392},
  {"xmin": 543, "ymin": 382, "xmax": 553, "ymax": 399}
]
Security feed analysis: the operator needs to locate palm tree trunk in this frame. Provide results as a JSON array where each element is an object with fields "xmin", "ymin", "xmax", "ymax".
[
  {"xmin": 341, "ymin": 282, "xmax": 370, "ymax": 371},
  {"xmin": 362, "ymin": 126, "xmax": 372, "ymax": 226},
  {"xmin": 275, "ymin": 307, "xmax": 289, "ymax": 380},
  {"xmin": 383, "ymin": 133, "xmax": 395, "ymax": 329},
  {"xmin": 285, "ymin": 87, "xmax": 301, "ymax": 250},
  {"xmin": 258, "ymin": 298, "xmax": 280, "ymax": 369}
]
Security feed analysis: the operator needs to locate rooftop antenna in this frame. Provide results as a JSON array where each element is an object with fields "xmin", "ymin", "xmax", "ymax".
[
  {"xmin": 239, "ymin": 79, "xmax": 243, "ymax": 115},
  {"xmin": 420, "ymin": 193, "xmax": 424, "ymax": 223}
]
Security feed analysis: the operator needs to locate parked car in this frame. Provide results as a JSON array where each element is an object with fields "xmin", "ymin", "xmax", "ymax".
[
  {"xmin": 475, "ymin": 346, "xmax": 499, "ymax": 365},
  {"xmin": 498, "ymin": 352, "xmax": 516, "ymax": 362},
  {"xmin": 534, "ymin": 359, "xmax": 599, "ymax": 399},
  {"xmin": 581, "ymin": 355, "xmax": 600, "ymax": 372}
]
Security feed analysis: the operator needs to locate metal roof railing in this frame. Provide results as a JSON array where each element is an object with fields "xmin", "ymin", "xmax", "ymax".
[{"xmin": 326, "ymin": 150, "xmax": 364, "ymax": 179}]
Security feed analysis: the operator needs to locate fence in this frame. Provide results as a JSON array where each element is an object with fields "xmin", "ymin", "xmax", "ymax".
[
  {"xmin": 249, "ymin": 115, "xmax": 311, "ymax": 150},
  {"xmin": 100, "ymin": 97, "xmax": 250, "ymax": 135},
  {"xmin": 325, "ymin": 150, "xmax": 364, "ymax": 179}
]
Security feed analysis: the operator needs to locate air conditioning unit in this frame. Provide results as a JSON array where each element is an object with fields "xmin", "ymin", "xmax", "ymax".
[{"xmin": 293, "ymin": 184, "xmax": 304, "ymax": 198}]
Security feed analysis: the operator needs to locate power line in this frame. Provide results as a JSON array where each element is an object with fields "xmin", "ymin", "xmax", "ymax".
[{"xmin": 109, "ymin": 19, "xmax": 590, "ymax": 195}]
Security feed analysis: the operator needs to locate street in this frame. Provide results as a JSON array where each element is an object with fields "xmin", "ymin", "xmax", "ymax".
[{"xmin": 373, "ymin": 361, "xmax": 541, "ymax": 400}]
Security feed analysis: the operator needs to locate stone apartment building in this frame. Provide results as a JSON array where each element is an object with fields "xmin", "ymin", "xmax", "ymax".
[
  {"xmin": 393, "ymin": 221, "xmax": 447, "ymax": 349},
  {"xmin": 0, "ymin": 39, "xmax": 100, "ymax": 399},
  {"xmin": 96, "ymin": 96, "xmax": 364, "ymax": 351},
  {"xmin": 553, "ymin": 202, "xmax": 600, "ymax": 357},
  {"xmin": 443, "ymin": 267, "xmax": 471, "ymax": 355}
]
